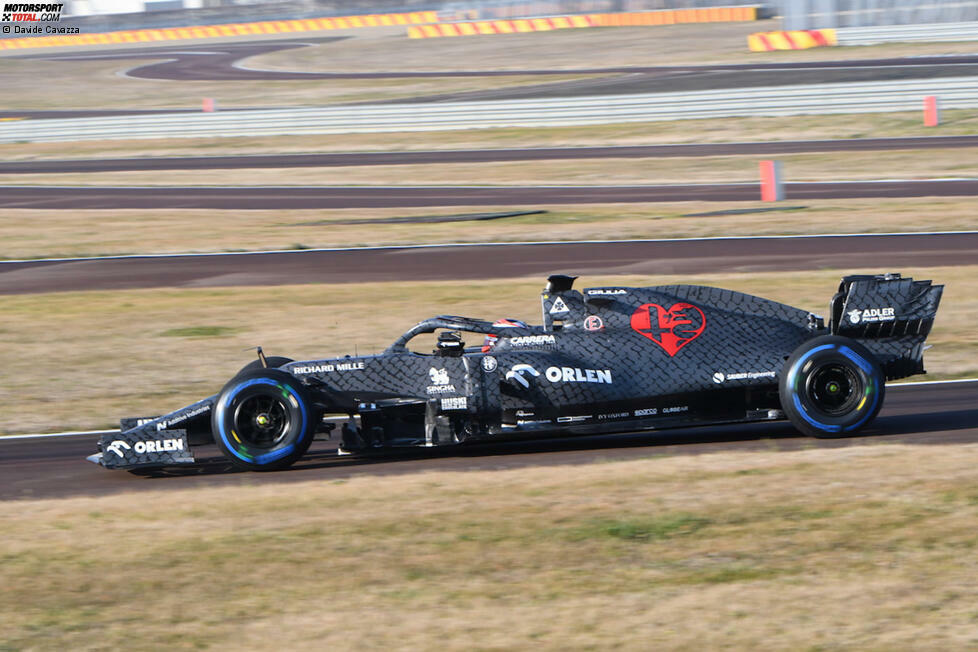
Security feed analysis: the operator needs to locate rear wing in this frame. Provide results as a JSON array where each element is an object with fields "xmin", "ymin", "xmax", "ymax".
[
  {"xmin": 829, "ymin": 273, "xmax": 942, "ymax": 338},
  {"xmin": 828, "ymin": 273, "xmax": 943, "ymax": 379}
]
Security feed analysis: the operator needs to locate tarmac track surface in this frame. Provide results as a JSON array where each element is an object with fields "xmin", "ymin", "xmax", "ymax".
[
  {"xmin": 2, "ymin": 233, "xmax": 975, "ymax": 294},
  {"xmin": 7, "ymin": 40, "xmax": 978, "ymax": 116},
  {"xmin": 3, "ymin": 136, "xmax": 978, "ymax": 174},
  {"xmin": 24, "ymin": 40, "xmax": 978, "ymax": 80},
  {"xmin": 1, "ymin": 381, "xmax": 974, "ymax": 500},
  {"xmin": 6, "ymin": 179, "xmax": 978, "ymax": 210}
]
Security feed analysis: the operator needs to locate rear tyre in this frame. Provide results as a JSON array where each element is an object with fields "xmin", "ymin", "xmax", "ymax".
[
  {"xmin": 780, "ymin": 335, "xmax": 885, "ymax": 438},
  {"xmin": 211, "ymin": 368, "xmax": 316, "ymax": 471}
]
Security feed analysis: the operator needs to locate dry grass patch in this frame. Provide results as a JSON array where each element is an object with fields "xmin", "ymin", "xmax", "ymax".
[
  {"xmin": 0, "ymin": 267, "xmax": 972, "ymax": 435},
  {"xmin": 2, "ymin": 444, "xmax": 978, "ymax": 649},
  {"xmin": 255, "ymin": 21, "xmax": 767, "ymax": 72},
  {"xmin": 252, "ymin": 21, "xmax": 978, "ymax": 72},
  {"xmin": 3, "ymin": 197, "xmax": 978, "ymax": 261},
  {"xmin": 8, "ymin": 20, "xmax": 977, "ymax": 115},
  {"xmin": 0, "ymin": 56, "xmax": 594, "ymax": 111}
]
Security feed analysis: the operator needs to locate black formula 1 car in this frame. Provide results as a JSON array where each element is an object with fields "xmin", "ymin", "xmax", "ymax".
[{"xmin": 89, "ymin": 273, "xmax": 942, "ymax": 472}]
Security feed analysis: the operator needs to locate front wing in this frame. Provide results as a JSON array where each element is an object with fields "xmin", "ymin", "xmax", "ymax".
[{"xmin": 88, "ymin": 397, "xmax": 214, "ymax": 470}]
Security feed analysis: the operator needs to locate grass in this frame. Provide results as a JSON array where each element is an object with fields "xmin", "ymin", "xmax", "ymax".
[
  {"xmin": 6, "ymin": 19, "xmax": 978, "ymax": 115},
  {"xmin": 0, "ymin": 21, "xmax": 777, "ymax": 114},
  {"xmin": 574, "ymin": 514, "xmax": 713, "ymax": 542},
  {"xmin": 159, "ymin": 325, "xmax": 238, "ymax": 338},
  {"xmin": 2, "ymin": 196, "xmax": 977, "ymax": 261},
  {"xmin": 2, "ymin": 444, "xmax": 978, "ymax": 648},
  {"xmin": 0, "ymin": 267, "xmax": 973, "ymax": 435},
  {"xmin": 6, "ymin": 147, "xmax": 978, "ymax": 188},
  {"xmin": 0, "ymin": 55, "xmax": 597, "ymax": 111},
  {"xmin": 3, "ymin": 128, "xmax": 977, "ymax": 262},
  {"xmin": 252, "ymin": 21, "xmax": 978, "ymax": 72},
  {"xmin": 252, "ymin": 21, "xmax": 773, "ymax": 72}
]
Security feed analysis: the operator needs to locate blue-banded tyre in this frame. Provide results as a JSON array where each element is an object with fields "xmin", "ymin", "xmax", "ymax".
[
  {"xmin": 211, "ymin": 368, "xmax": 316, "ymax": 471},
  {"xmin": 779, "ymin": 335, "xmax": 885, "ymax": 438}
]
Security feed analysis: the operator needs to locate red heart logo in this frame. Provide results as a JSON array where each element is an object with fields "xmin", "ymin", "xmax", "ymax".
[{"xmin": 630, "ymin": 302, "xmax": 706, "ymax": 356}]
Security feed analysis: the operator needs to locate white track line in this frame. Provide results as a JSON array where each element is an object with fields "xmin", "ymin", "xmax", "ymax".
[
  {"xmin": 889, "ymin": 378, "xmax": 978, "ymax": 387},
  {"xmin": 3, "ymin": 231, "xmax": 975, "ymax": 265},
  {"xmin": 7, "ymin": 179, "xmax": 978, "ymax": 189},
  {"xmin": 4, "ymin": 379, "xmax": 974, "ymax": 441},
  {"xmin": 1, "ymin": 429, "xmax": 116, "ymax": 440}
]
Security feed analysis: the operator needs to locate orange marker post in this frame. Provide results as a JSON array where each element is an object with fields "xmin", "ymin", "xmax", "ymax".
[
  {"xmin": 202, "ymin": 97, "xmax": 217, "ymax": 113},
  {"xmin": 759, "ymin": 160, "xmax": 784, "ymax": 202},
  {"xmin": 923, "ymin": 95, "xmax": 939, "ymax": 127}
]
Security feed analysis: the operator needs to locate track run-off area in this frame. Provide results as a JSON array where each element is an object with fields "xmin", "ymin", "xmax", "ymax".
[
  {"xmin": 1, "ymin": 380, "xmax": 975, "ymax": 500},
  {"xmin": 7, "ymin": 179, "xmax": 978, "ymax": 210},
  {"xmin": 3, "ymin": 232, "xmax": 976, "ymax": 294},
  {"xmin": 2, "ymin": 136, "xmax": 978, "ymax": 173},
  {"xmin": 9, "ymin": 40, "xmax": 978, "ymax": 99}
]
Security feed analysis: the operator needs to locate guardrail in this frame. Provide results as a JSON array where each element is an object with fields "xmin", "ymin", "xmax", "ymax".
[
  {"xmin": 836, "ymin": 22, "xmax": 978, "ymax": 45},
  {"xmin": 2, "ymin": 77, "xmax": 976, "ymax": 143}
]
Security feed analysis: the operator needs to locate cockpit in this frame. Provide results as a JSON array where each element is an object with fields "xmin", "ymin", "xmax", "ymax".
[{"xmin": 386, "ymin": 315, "xmax": 541, "ymax": 357}]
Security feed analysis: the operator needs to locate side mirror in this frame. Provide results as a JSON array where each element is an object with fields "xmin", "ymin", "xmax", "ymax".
[{"xmin": 435, "ymin": 331, "xmax": 464, "ymax": 357}]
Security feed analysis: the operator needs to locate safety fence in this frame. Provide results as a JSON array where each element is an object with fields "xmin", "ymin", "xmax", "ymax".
[
  {"xmin": 836, "ymin": 21, "xmax": 978, "ymax": 44},
  {"xmin": 780, "ymin": 0, "xmax": 978, "ymax": 31},
  {"xmin": 1, "ymin": 76, "xmax": 973, "ymax": 143},
  {"xmin": 409, "ymin": 14, "xmax": 598, "ymax": 37},
  {"xmin": 0, "ymin": 5, "xmax": 759, "ymax": 49},
  {"xmin": 748, "ymin": 28, "xmax": 837, "ymax": 50},
  {"xmin": 750, "ymin": 20, "xmax": 978, "ymax": 51},
  {"xmin": 408, "ymin": 6, "xmax": 758, "ymax": 38}
]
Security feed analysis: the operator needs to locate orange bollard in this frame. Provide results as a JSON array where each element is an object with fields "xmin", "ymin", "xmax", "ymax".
[
  {"xmin": 759, "ymin": 160, "xmax": 784, "ymax": 201},
  {"xmin": 202, "ymin": 97, "xmax": 217, "ymax": 113},
  {"xmin": 923, "ymin": 95, "xmax": 939, "ymax": 127}
]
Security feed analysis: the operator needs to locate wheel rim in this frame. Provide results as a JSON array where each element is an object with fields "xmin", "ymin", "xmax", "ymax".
[
  {"xmin": 806, "ymin": 363, "xmax": 861, "ymax": 416},
  {"xmin": 232, "ymin": 393, "xmax": 291, "ymax": 448}
]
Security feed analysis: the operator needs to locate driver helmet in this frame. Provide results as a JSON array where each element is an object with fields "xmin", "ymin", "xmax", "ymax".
[{"xmin": 482, "ymin": 318, "xmax": 528, "ymax": 352}]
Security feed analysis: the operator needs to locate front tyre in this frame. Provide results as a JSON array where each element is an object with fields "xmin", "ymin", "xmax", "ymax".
[
  {"xmin": 234, "ymin": 356, "xmax": 294, "ymax": 377},
  {"xmin": 780, "ymin": 335, "xmax": 885, "ymax": 438},
  {"xmin": 212, "ymin": 369, "xmax": 316, "ymax": 471}
]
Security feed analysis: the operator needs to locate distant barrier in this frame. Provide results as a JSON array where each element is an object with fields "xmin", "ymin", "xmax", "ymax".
[
  {"xmin": 749, "ymin": 21, "xmax": 978, "ymax": 51},
  {"xmin": 835, "ymin": 22, "xmax": 978, "ymax": 45},
  {"xmin": 1, "ymin": 76, "xmax": 973, "ymax": 143},
  {"xmin": 595, "ymin": 6, "xmax": 758, "ymax": 27},
  {"xmin": 408, "ymin": 6, "xmax": 758, "ymax": 38},
  {"xmin": 748, "ymin": 29, "xmax": 837, "ymax": 51},
  {"xmin": 0, "ymin": 11, "xmax": 439, "ymax": 50},
  {"xmin": 0, "ymin": 5, "xmax": 764, "ymax": 49},
  {"xmin": 409, "ymin": 14, "xmax": 597, "ymax": 37}
]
